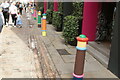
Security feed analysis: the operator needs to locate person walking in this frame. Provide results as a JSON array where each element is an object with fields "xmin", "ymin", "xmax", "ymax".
[
  {"xmin": 16, "ymin": 12, "xmax": 22, "ymax": 28},
  {"xmin": 9, "ymin": 2, "xmax": 18, "ymax": 27},
  {"xmin": 1, "ymin": 1, "xmax": 10, "ymax": 26},
  {"xmin": 0, "ymin": 7, "xmax": 4, "ymax": 33},
  {"xmin": 19, "ymin": 3, "xmax": 23, "ymax": 15}
]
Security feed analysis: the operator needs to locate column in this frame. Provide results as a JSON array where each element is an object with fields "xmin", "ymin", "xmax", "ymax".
[
  {"xmin": 44, "ymin": 0, "xmax": 47, "ymax": 13},
  {"xmin": 54, "ymin": 0, "xmax": 58, "ymax": 11},
  {"xmin": 82, "ymin": 2, "xmax": 101, "ymax": 41}
]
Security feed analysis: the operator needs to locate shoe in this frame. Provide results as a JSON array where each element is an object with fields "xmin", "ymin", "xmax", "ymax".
[{"xmin": 20, "ymin": 26, "xmax": 22, "ymax": 28}]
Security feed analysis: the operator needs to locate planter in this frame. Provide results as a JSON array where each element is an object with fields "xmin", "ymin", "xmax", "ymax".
[
  {"xmin": 68, "ymin": 39, "xmax": 77, "ymax": 46},
  {"xmin": 52, "ymin": 11, "xmax": 63, "ymax": 31},
  {"xmin": 55, "ymin": 26, "xmax": 62, "ymax": 31}
]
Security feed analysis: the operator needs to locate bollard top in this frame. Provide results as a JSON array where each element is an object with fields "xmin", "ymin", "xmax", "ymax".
[
  {"xmin": 38, "ymin": 11, "xmax": 41, "ymax": 15},
  {"xmin": 79, "ymin": 34, "xmax": 86, "ymax": 38},
  {"xmin": 42, "ymin": 13, "xmax": 47, "ymax": 19},
  {"xmin": 38, "ymin": 11, "xmax": 41, "ymax": 12},
  {"xmin": 76, "ymin": 34, "xmax": 88, "ymax": 42},
  {"xmin": 42, "ymin": 13, "xmax": 47, "ymax": 16}
]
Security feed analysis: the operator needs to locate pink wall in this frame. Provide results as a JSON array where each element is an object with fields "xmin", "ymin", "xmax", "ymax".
[
  {"xmin": 44, "ymin": 0, "xmax": 47, "ymax": 13},
  {"xmin": 54, "ymin": 0, "xmax": 58, "ymax": 11},
  {"xmin": 82, "ymin": 2, "xmax": 101, "ymax": 41}
]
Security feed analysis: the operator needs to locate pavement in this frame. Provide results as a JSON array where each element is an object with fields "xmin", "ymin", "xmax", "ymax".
[
  {"xmin": 36, "ymin": 25, "xmax": 118, "ymax": 78},
  {"xmin": 0, "ymin": 26, "xmax": 43, "ymax": 78},
  {"xmin": 0, "ymin": 10, "xmax": 118, "ymax": 79}
]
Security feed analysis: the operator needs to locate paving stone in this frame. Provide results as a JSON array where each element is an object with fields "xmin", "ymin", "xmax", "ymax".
[
  {"xmin": 84, "ymin": 59, "xmax": 107, "ymax": 72},
  {"xmin": 61, "ymin": 55, "xmax": 75, "ymax": 63},
  {"xmin": 60, "ymin": 73, "xmax": 73, "ymax": 78},
  {"xmin": 55, "ymin": 63, "xmax": 74, "ymax": 75},
  {"xmin": 84, "ymin": 70, "xmax": 118, "ymax": 78},
  {"xmin": 85, "ymin": 53, "xmax": 97, "ymax": 62}
]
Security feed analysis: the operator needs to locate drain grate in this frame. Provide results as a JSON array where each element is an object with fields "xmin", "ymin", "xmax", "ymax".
[{"xmin": 57, "ymin": 49, "xmax": 71, "ymax": 55}]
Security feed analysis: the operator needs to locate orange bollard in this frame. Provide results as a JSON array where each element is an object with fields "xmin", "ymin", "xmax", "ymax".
[{"xmin": 42, "ymin": 13, "xmax": 47, "ymax": 36}]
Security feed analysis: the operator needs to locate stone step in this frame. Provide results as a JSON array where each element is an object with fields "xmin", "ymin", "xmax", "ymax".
[
  {"xmin": 88, "ymin": 42, "xmax": 110, "ymax": 58},
  {"xmin": 87, "ymin": 45, "xmax": 109, "ymax": 68}
]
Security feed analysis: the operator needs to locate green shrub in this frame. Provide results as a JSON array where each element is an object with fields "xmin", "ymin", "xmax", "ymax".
[
  {"xmin": 72, "ymin": 2, "xmax": 83, "ymax": 19},
  {"xmin": 72, "ymin": 2, "xmax": 83, "ymax": 34},
  {"xmin": 58, "ymin": 2, "xmax": 63, "ymax": 13},
  {"xmin": 46, "ymin": 9, "xmax": 53, "ymax": 24},
  {"xmin": 48, "ymin": 2, "xmax": 54, "ymax": 10},
  {"xmin": 62, "ymin": 16, "xmax": 79, "ymax": 44},
  {"xmin": 52, "ymin": 11, "xmax": 63, "ymax": 31}
]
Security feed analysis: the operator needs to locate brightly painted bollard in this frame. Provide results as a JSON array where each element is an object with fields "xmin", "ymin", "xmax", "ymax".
[
  {"xmin": 31, "ymin": 7, "xmax": 34, "ymax": 16},
  {"xmin": 73, "ymin": 34, "xmax": 88, "ymax": 80},
  {"xmin": 42, "ymin": 13, "xmax": 47, "ymax": 36},
  {"xmin": 34, "ymin": 10, "xmax": 37, "ymax": 20},
  {"xmin": 38, "ymin": 11, "xmax": 41, "ymax": 28}
]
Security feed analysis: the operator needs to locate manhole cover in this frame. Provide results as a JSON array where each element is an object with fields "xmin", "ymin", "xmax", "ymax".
[{"xmin": 57, "ymin": 49, "xmax": 70, "ymax": 55}]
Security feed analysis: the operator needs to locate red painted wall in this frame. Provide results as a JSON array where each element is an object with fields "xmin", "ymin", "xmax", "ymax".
[{"xmin": 82, "ymin": 2, "xmax": 101, "ymax": 41}]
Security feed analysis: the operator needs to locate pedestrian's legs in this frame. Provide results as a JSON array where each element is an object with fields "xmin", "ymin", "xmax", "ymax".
[
  {"xmin": 14, "ymin": 17, "xmax": 17, "ymax": 25},
  {"xmin": 0, "ymin": 25, "xmax": 3, "ymax": 33},
  {"xmin": 19, "ymin": 8, "xmax": 23, "ymax": 15},
  {"xmin": 11, "ymin": 14, "xmax": 14, "ymax": 23},
  {"xmin": 25, "ymin": 7, "xmax": 26, "ymax": 12},
  {"xmin": 3, "ymin": 12, "xmax": 7, "ymax": 25},
  {"xmin": 11, "ymin": 14, "xmax": 17, "ymax": 26},
  {"xmin": 6, "ymin": 12, "xmax": 9, "ymax": 23}
]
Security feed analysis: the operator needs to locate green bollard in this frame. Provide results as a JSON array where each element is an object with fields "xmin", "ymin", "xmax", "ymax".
[{"xmin": 38, "ymin": 11, "xmax": 41, "ymax": 28}]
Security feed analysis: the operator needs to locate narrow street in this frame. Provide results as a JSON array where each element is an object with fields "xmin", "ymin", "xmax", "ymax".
[{"xmin": 0, "ymin": 10, "xmax": 118, "ymax": 79}]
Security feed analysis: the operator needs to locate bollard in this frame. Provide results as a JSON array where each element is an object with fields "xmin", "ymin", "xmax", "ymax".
[
  {"xmin": 42, "ymin": 13, "xmax": 47, "ymax": 36},
  {"xmin": 31, "ymin": 7, "xmax": 34, "ymax": 16},
  {"xmin": 34, "ymin": 10, "xmax": 37, "ymax": 20},
  {"xmin": 73, "ymin": 34, "xmax": 88, "ymax": 80},
  {"xmin": 38, "ymin": 11, "xmax": 41, "ymax": 28}
]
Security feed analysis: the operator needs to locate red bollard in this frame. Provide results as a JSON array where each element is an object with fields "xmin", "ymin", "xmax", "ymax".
[{"xmin": 34, "ymin": 10, "xmax": 37, "ymax": 20}]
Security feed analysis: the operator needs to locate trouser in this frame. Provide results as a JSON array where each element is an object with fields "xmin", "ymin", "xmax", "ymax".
[
  {"xmin": 11, "ymin": 14, "xmax": 17, "ymax": 25},
  {"xmin": 0, "ymin": 25, "xmax": 3, "ymax": 33},
  {"xmin": 25, "ymin": 7, "xmax": 26, "ymax": 12},
  {"xmin": 3, "ymin": 11, "xmax": 9, "ymax": 25},
  {"xmin": 19, "ymin": 8, "xmax": 23, "ymax": 15}
]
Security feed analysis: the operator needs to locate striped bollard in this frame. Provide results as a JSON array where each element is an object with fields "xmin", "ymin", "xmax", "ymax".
[
  {"xmin": 73, "ymin": 34, "xmax": 88, "ymax": 80},
  {"xmin": 42, "ymin": 13, "xmax": 47, "ymax": 36},
  {"xmin": 34, "ymin": 10, "xmax": 37, "ymax": 20},
  {"xmin": 38, "ymin": 11, "xmax": 41, "ymax": 28},
  {"xmin": 31, "ymin": 7, "xmax": 34, "ymax": 16}
]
